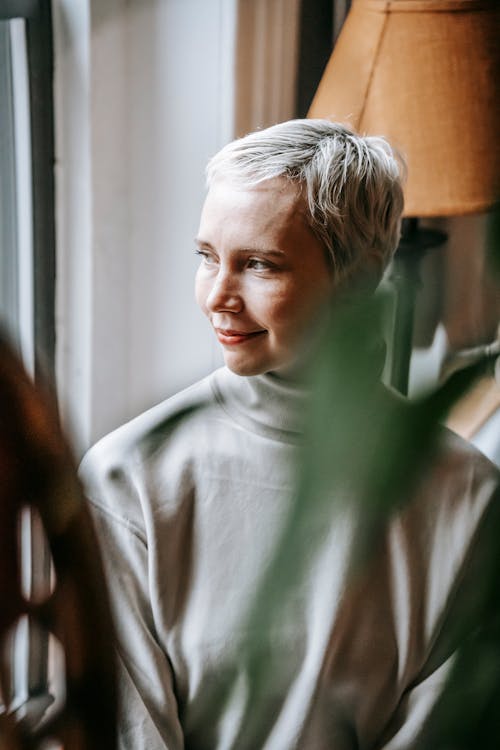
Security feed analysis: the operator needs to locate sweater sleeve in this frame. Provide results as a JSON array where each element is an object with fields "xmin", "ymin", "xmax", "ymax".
[{"xmin": 79, "ymin": 447, "xmax": 185, "ymax": 750}]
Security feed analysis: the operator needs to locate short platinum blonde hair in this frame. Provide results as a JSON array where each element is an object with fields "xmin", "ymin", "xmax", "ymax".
[{"xmin": 206, "ymin": 119, "xmax": 405, "ymax": 282}]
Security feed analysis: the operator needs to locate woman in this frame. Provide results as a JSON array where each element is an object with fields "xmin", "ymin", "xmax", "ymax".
[{"xmin": 80, "ymin": 120, "xmax": 499, "ymax": 749}]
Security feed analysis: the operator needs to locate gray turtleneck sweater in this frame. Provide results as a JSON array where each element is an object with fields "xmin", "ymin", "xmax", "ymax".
[{"xmin": 80, "ymin": 367, "xmax": 499, "ymax": 750}]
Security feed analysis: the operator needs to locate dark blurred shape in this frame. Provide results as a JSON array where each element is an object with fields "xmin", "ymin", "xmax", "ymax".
[{"xmin": 0, "ymin": 332, "xmax": 116, "ymax": 749}]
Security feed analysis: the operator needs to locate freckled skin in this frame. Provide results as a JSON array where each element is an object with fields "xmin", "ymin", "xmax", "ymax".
[{"xmin": 195, "ymin": 178, "xmax": 334, "ymax": 376}]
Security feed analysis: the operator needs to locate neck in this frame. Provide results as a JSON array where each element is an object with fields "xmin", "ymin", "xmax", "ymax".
[{"xmin": 211, "ymin": 366, "xmax": 310, "ymax": 441}]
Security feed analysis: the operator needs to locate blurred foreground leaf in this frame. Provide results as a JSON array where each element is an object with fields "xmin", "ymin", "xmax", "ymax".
[
  {"xmin": 237, "ymin": 290, "xmax": 491, "ymax": 720},
  {"xmin": 301, "ymin": 291, "xmax": 492, "ymax": 567},
  {"xmin": 419, "ymin": 204, "xmax": 500, "ymax": 750}
]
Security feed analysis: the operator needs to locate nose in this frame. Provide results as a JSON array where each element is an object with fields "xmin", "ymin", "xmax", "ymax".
[{"xmin": 205, "ymin": 267, "xmax": 243, "ymax": 313}]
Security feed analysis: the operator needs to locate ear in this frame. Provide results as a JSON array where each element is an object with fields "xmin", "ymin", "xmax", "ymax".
[{"xmin": 340, "ymin": 252, "xmax": 385, "ymax": 296}]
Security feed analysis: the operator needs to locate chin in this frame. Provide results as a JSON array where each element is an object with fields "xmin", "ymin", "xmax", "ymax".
[{"xmin": 224, "ymin": 357, "xmax": 272, "ymax": 377}]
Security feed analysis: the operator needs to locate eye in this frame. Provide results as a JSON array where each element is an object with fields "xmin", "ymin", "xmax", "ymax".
[
  {"xmin": 195, "ymin": 248, "xmax": 218, "ymax": 266},
  {"xmin": 247, "ymin": 257, "xmax": 272, "ymax": 271}
]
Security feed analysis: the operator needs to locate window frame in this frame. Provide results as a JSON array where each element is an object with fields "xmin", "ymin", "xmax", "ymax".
[
  {"xmin": 0, "ymin": 0, "xmax": 56, "ymax": 384},
  {"xmin": 0, "ymin": 0, "xmax": 55, "ymax": 721}
]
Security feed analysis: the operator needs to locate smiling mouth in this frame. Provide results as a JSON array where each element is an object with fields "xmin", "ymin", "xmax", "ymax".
[{"xmin": 215, "ymin": 328, "xmax": 266, "ymax": 345}]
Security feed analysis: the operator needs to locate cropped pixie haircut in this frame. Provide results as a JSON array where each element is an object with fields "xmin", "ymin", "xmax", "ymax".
[{"xmin": 206, "ymin": 119, "xmax": 405, "ymax": 283}]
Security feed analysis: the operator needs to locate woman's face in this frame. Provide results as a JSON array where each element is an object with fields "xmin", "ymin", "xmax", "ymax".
[{"xmin": 195, "ymin": 177, "xmax": 334, "ymax": 376}]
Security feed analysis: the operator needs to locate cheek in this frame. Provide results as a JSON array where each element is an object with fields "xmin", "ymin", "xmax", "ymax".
[
  {"xmin": 270, "ymin": 283, "xmax": 327, "ymax": 335},
  {"xmin": 261, "ymin": 290, "xmax": 303, "ymax": 336}
]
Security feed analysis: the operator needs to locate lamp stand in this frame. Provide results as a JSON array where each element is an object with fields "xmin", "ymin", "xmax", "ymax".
[{"xmin": 388, "ymin": 218, "xmax": 446, "ymax": 395}]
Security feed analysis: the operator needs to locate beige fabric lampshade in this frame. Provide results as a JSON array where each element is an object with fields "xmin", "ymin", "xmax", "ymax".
[{"xmin": 308, "ymin": 0, "xmax": 500, "ymax": 217}]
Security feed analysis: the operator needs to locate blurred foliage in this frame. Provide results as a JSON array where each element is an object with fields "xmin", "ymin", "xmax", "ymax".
[
  {"xmin": 239, "ymin": 208, "xmax": 500, "ymax": 746},
  {"xmin": 213, "ymin": 286, "xmax": 497, "ymax": 745},
  {"xmin": 417, "ymin": 205, "xmax": 500, "ymax": 749}
]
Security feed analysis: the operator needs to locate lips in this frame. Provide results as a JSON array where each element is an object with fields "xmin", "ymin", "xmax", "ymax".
[{"xmin": 215, "ymin": 328, "xmax": 266, "ymax": 345}]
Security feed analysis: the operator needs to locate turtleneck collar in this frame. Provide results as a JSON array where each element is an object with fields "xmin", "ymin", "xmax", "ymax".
[{"xmin": 209, "ymin": 367, "xmax": 309, "ymax": 444}]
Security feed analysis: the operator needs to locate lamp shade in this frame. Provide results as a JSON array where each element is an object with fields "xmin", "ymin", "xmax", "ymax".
[{"xmin": 308, "ymin": 0, "xmax": 500, "ymax": 216}]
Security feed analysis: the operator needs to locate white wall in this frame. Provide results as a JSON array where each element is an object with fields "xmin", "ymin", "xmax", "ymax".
[
  {"xmin": 53, "ymin": 0, "xmax": 238, "ymax": 453},
  {"xmin": 53, "ymin": 0, "xmax": 301, "ymax": 455}
]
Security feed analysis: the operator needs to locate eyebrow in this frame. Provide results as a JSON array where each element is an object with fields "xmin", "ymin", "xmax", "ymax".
[{"xmin": 194, "ymin": 238, "xmax": 286, "ymax": 258}]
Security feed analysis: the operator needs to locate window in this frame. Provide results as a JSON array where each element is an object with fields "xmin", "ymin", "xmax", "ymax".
[
  {"xmin": 0, "ymin": 0, "xmax": 55, "ymax": 722},
  {"xmin": 0, "ymin": 0, "xmax": 55, "ymax": 381}
]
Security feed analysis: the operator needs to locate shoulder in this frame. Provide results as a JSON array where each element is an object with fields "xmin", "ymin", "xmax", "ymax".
[
  {"xmin": 382, "ymin": 383, "xmax": 499, "ymax": 513},
  {"xmin": 393, "ymin": 420, "xmax": 500, "ymax": 616},
  {"xmin": 394, "ymin": 404, "xmax": 500, "ymax": 539},
  {"xmin": 78, "ymin": 371, "xmax": 221, "ymax": 523},
  {"xmin": 435, "ymin": 425, "xmax": 500, "ymax": 555},
  {"xmin": 425, "ymin": 423, "xmax": 499, "ymax": 516},
  {"xmin": 379, "ymin": 386, "xmax": 500, "ymax": 594}
]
